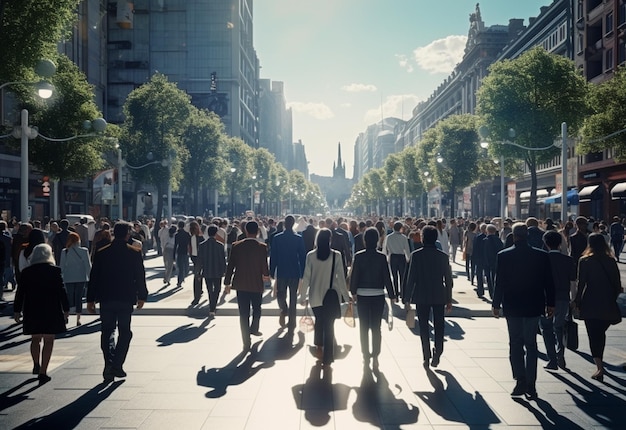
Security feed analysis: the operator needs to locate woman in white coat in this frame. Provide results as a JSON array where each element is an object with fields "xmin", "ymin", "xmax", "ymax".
[{"xmin": 60, "ymin": 232, "xmax": 91, "ymax": 326}]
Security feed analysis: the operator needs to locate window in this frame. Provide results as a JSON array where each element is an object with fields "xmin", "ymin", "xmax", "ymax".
[
  {"xmin": 606, "ymin": 12, "xmax": 614, "ymax": 35},
  {"xmin": 605, "ymin": 48, "xmax": 614, "ymax": 71}
]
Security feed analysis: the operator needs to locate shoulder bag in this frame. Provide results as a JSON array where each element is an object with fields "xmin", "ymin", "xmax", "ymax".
[{"xmin": 322, "ymin": 253, "xmax": 341, "ymax": 319}]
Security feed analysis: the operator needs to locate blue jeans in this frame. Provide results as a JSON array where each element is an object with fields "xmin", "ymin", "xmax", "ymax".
[
  {"xmin": 236, "ymin": 290, "xmax": 262, "ymax": 348},
  {"xmin": 276, "ymin": 277, "xmax": 299, "ymax": 330},
  {"xmin": 100, "ymin": 301, "xmax": 134, "ymax": 371},
  {"xmin": 506, "ymin": 316, "xmax": 540, "ymax": 387},
  {"xmin": 176, "ymin": 253, "xmax": 189, "ymax": 285},
  {"xmin": 539, "ymin": 300, "xmax": 569, "ymax": 363}
]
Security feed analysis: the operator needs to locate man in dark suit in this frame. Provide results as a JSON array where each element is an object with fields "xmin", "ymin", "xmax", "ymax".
[
  {"xmin": 493, "ymin": 223, "xmax": 555, "ymax": 399},
  {"xmin": 326, "ymin": 217, "xmax": 351, "ymax": 276},
  {"xmin": 569, "ymin": 216, "xmax": 589, "ymax": 276},
  {"xmin": 87, "ymin": 222, "xmax": 147, "ymax": 383},
  {"xmin": 197, "ymin": 225, "xmax": 226, "ymax": 316},
  {"xmin": 540, "ymin": 230, "xmax": 576, "ymax": 370},
  {"xmin": 472, "ymin": 223, "xmax": 487, "ymax": 297},
  {"xmin": 353, "ymin": 221, "xmax": 367, "ymax": 254},
  {"xmin": 224, "ymin": 221, "xmax": 270, "ymax": 351},
  {"xmin": 302, "ymin": 220, "xmax": 318, "ymax": 254},
  {"xmin": 404, "ymin": 225, "xmax": 453, "ymax": 367},
  {"xmin": 269, "ymin": 215, "xmax": 307, "ymax": 332},
  {"xmin": 526, "ymin": 217, "xmax": 545, "ymax": 249},
  {"xmin": 483, "ymin": 224, "xmax": 503, "ymax": 299}
]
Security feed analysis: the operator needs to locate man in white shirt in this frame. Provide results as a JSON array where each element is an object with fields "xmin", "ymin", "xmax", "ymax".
[{"xmin": 383, "ymin": 221, "xmax": 411, "ymax": 298}]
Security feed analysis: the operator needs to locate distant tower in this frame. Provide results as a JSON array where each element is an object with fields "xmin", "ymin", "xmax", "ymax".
[{"xmin": 333, "ymin": 142, "xmax": 346, "ymax": 179}]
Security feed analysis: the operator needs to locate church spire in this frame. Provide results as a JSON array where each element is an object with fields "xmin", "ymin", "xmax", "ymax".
[{"xmin": 333, "ymin": 142, "xmax": 345, "ymax": 179}]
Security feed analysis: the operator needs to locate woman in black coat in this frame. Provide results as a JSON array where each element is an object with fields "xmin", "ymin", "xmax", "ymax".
[
  {"xmin": 349, "ymin": 227, "xmax": 396, "ymax": 368},
  {"xmin": 14, "ymin": 243, "xmax": 69, "ymax": 383},
  {"xmin": 575, "ymin": 233, "xmax": 623, "ymax": 382}
]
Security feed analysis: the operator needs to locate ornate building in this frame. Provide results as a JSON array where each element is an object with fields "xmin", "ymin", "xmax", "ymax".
[{"xmin": 311, "ymin": 143, "xmax": 353, "ymax": 211}]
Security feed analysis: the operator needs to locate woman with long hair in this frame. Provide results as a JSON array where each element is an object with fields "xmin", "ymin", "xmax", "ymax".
[
  {"xmin": 349, "ymin": 227, "xmax": 396, "ymax": 368},
  {"xmin": 374, "ymin": 221, "xmax": 386, "ymax": 251},
  {"xmin": 60, "ymin": 232, "xmax": 91, "ymax": 326},
  {"xmin": 18, "ymin": 228, "xmax": 47, "ymax": 271},
  {"xmin": 14, "ymin": 244, "xmax": 69, "ymax": 383},
  {"xmin": 436, "ymin": 219, "xmax": 450, "ymax": 256},
  {"xmin": 301, "ymin": 228, "xmax": 351, "ymax": 366},
  {"xmin": 575, "ymin": 233, "xmax": 623, "ymax": 381}
]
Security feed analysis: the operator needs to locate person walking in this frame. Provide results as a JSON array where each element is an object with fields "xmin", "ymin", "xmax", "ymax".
[
  {"xmin": 349, "ymin": 227, "xmax": 396, "ymax": 368},
  {"xmin": 436, "ymin": 219, "xmax": 450, "ymax": 256},
  {"xmin": 493, "ymin": 223, "xmax": 555, "ymax": 399},
  {"xmin": 224, "ymin": 221, "xmax": 270, "ymax": 351},
  {"xmin": 174, "ymin": 220, "xmax": 191, "ymax": 288},
  {"xmin": 403, "ymin": 225, "xmax": 453, "ymax": 368},
  {"xmin": 472, "ymin": 223, "xmax": 487, "ymax": 297},
  {"xmin": 13, "ymin": 244, "xmax": 69, "ymax": 383},
  {"xmin": 196, "ymin": 225, "xmax": 226, "ymax": 316},
  {"xmin": 569, "ymin": 216, "xmax": 589, "ymax": 275},
  {"xmin": 301, "ymin": 228, "xmax": 351, "ymax": 367},
  {"xmin": 463, "ymin": 222, "xmax": 477, "ymax": 282},
  {"xmin": 59, "ymin": 232, "xmax": 91, "ymax": 327},
  {"xmin": 539, "ymin": 230, "xmax": 576, "ymax": 370},
  {"xmin": 483, "ymin": 224, "xmax": 503, "ymax": 299},
  {"xmin": 18, "ymin": 228, "xmax": 47, "ymax": 272},
  {"xmin": 87, "ymin": 222, "xmax": 147, "ymax": 383},
  {"xmin": 448, "ymin": 218, "xmax": 462, "ymax": 263},
  {"xmin": 574, "ymin": 233, "xmax": 623, "ymax": 382},
  {"xmin": 609, "ymin": 216, "xmax": 624, "ymax": 262},
  {"xmin": 383, "ymin": 221, "xmax": 411, "ymax": 300},
  {"xmin": 269, "ymin": 215, "xmax": 307, "ymax": 333},
  {"xmin": 189, "ymin": 221, "xmax": 204, "ymax": 305},
  {"xmin": 162, "ymin": 225, "xmax": 176, "ymax": 286}
]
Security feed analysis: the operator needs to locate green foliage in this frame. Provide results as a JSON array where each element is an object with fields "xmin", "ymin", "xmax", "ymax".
[
  {"xmin": 580, "ymin": 66, "xmax": 626, "ymax": 160},
  {"xmin": 0, "ymin": 0, "xmax": 80, "ymax": 82}
]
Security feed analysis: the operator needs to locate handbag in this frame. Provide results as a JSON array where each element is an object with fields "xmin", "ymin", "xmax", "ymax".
[
  {"xmin": 343, "ymin": 303, "xmax": 355, "ymax": 328},
  {"xmin": 566, "ymin": 319, "xmax": 578, "ymax": 351},
  {"xmin": 405, "ymin": 302, "xmax": 416, "ymax": 329},
  {"xmin": 299, "ymin": 301, "xmax": 315, "ymax": 333},
  {"xmin": 322, "ymin": 253, "xmax": 341, "ymax": 319}
]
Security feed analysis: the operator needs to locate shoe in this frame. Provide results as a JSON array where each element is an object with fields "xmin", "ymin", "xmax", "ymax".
[
  {"xmin": 423, "ymin": 359, "xmax": 430, "ymax": 368},
  {"xmin": 591, "ymin": 371, "xmax": 604, "ymax": 382},
  {"xmin": 526, "ymin": 387, "xmax": 538, "ymax": 399},
  {"xmin": 557, "ymin": 357, "xmax": 567, "ymax": 370},
  {"xmin": 76, "ymin": 321, "xmax": 81, "ymax": 327},
  {"xmin": 190, "ymin": 299, "xmax": 199, "ymax": 306},
  {"xmin": 250, "ymin": 331, "xmax": 263, "ymax": 336},
  {"xmin": 544, "ymin": 361, "xmax": 558, "ymax": 371},
  {"xmin": 113, "ymin": 368, "xmax": 127, "ymax": 378},
  {"xmin": 511, "ymin": 382, "xmax": 526, "ymax": 397},
  {"xmin": 279, "ymin": 313, "xmax": 286, "ymax": 328},
  {"xmin": 103, "ymin": 366, "xmax": 115, "ymax": 383},
  {"xmin": 431, "ymin": 348, "xmax": 440, "ymax": 367},
  {"xmin": 209, "ymin": 311, "xmax": 216, "ymax": 317},
  {"xmin": 32, "ymin": 364, "xmax": 40, "ymax": 375},
  {"xmin": 38, "ymin": 374, "xmax": 51, "ymax": 384}
]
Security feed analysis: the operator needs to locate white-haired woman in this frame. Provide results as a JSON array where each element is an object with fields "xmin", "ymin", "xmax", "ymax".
[{"xmin": 14, "ymin": 243, "xmax": 69, "ymax": 383}]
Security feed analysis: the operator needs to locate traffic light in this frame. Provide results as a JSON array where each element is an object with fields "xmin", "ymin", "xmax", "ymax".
[{"xmin": 42, "ymin": 176, "xmax": 50, "ymax": 197}]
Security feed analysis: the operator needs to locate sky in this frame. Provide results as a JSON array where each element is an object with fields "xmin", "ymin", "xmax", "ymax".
[{"xmin": 254, "ymin": 0, "xmax": 551, "ymax": 178}]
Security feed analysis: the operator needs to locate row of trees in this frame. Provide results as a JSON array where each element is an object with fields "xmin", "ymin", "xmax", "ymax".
[{"xmin": 346, "ymin": 47, "xmax": 626, "ymax": 219}]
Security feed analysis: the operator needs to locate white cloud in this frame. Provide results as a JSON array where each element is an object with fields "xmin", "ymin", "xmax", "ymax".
[
  {"xmin": 395, "ymin": 54, "xmax": 414, "ymax": 73},
  {"xmin": 288, "ymin": 102, "xmax": 334, "ymax": 120},
  {"xmin": 340, "ymin": 102, "xmax": 352, "ymax": 108},
  {"xmin": 341, "ymin": 83, "xmax": 378, "ymax": 92},
  {"xmin": 363, "ymin": 94, "xmax": 422, "ymax": 124},
  {"xmin": 412, "ymin": 35, "xmax": 467, "ymax": 74}
]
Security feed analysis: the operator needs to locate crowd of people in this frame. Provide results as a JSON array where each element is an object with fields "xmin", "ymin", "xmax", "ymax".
[{"xmin": 0, "ymin": 211, "xmax": 623, "ymax": 396}]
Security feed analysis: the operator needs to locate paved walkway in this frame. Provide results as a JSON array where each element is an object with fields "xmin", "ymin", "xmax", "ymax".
[{"xmin": 1, "ymin": 253, "xmax": 625, "ymax": 429}]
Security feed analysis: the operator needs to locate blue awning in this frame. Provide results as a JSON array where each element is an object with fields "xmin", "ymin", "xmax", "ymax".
[{"xmin": 541, "ymin": 189, "xmax": 579, "ymax": 205}]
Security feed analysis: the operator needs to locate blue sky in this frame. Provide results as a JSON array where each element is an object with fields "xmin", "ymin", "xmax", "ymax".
[{"xmin": 254, "ymin": 0, "xmax": 550, "ymax": 177}]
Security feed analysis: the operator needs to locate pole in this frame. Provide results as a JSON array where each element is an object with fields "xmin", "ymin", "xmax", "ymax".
[
  {"xmin": 561, "ymin": 122, "xmax": 568, "ymax": 223},
  {"xmin": 20, "ymin": 109, "xmax": 29, "ymax": 222},
  {"xmin": 500, "ymin": 155, "xmax": 505, "ymax": 218},
  {"xmin": 403, "ymin": 180, "xmax": 407, "ymax": 216},
  {"xmin": 117, "ymin": 147, "xmax": 123, "ymax": 220},
  {"xmin": 167, "ymin": 156, "xmax": 173, "ymax": 220}
]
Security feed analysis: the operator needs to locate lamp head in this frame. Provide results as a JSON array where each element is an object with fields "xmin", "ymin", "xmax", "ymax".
[
  {"xmin": 436, "ymin": 154, "xmax": 443, "ymax": 164},
  {"xmin": 480, "ymin": 141, "xmax": 489, "ymax": 149},
  {"xmin": 36, "ymin": 81, "xmax": 54, "ymax": 99}
]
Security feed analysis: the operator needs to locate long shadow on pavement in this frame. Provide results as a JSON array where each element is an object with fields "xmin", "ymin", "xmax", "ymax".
[
  {"xmin": 156, "ymin": 318, "xmax": 214, "ymax": 346},
  {"xmin": 12, "ymin": 380, "xmax": 124, "ymax": 429},
  {"xmin": 352, "ymin": 367, "xmax": 419, "ymax": 429},
  {"xmin": 57, "ymin": 319, "xmax": 101, "ymax": 339},
  {"xmin": 415, "ymin": 369, "xmax": 500, "ymax": 429},
  {"xmin": 550, "ymin": 370, "xmax": 626, "ymax": 428},
  {"xmin": 0, "ymin": 378, "xmax": 43, "ymax": 412},
  {"xmin": 513, "ymin": 397, "xmax": 585, "ymax": 429},
  {"xmin": 148, "ymin": 284, "xmax": 183, "ymax": 302}
]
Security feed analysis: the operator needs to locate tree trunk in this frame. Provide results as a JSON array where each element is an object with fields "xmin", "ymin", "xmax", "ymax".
[
  {"xmin": 155, "ymin": 182, "xmax": 164, "ymax": 226},
  {"xmin": 528, "ymin": 155, "xmax": 538, "ymax": 218}
]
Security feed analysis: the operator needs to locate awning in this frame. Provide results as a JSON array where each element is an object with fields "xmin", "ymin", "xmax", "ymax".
[
  {"xmin": 520, "ymin": 189, "xmax": 548, "ymax": 202},
  {"xmin": 540, "ymin": 189, "xmax": 579, "ymax": 205},
  {"xmin": 611, "ymin": 182, "xmax": 626, "ymax": 200},
  {"xmin": 578, "ymin": 185, "xmax": 602, "ymax": 202}
]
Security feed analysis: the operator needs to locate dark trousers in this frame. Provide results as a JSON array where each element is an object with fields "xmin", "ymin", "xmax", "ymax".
[
  {"xmin": 236, "ymin": 290, "xmax": 262, "ymax": 348},
  {"xmin": 313, "ymin": 305, "xmax": 335, "ymax": 364},
  {"xmin": 191, "ymin": 256, "xmax": 203, "ymax": 299},
  {"xmin": 100, "ymin": 301, "xmax": 134, "ymax": 371},
  {"xmin": 584, "ymin": 318, "xmax": 612, "ymax": 359},
  {"xmin": 539, "ymin": 299, "xmax": 569, "ymax": 363},
  {"xmin": 417, "ymin": 304, "xmax": 445, "ymax": 361},
  {"xmin": 474, "ymin": 263, "xmax": 485, "ymax": 296},
  {"xmin": 357, "ymin": 295, "xmax": 385, "ymax": 359},
  {"xmin": 612, "ymin": 240, "xmax": 623, "ymax": 261},
  {"xmin": 485, "ymin": 265, "xmax": 496, "ymax": 299},
  {"xmin": 389, "ymin": 254, "xmax": 406, "ymax": 297},
  {"xmin": 506, "ymin": 316, "xmax": 540, "ymax": 387},
  {"xmin": 204, "ymin": 277, "xmax": 222, "ymax": 312},
  {"xmin": 465, "ymin": 253, "xmax": 473, "ymax": 281},
  {"xmin": 276, "ymin": 277, "xmax": 299, "ymax": 330},
  {"xmin": 176, "ymin": 253, "xmax": 189, "ymax": 285}
]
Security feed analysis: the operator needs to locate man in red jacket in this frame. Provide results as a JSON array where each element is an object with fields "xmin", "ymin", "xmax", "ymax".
[{"xmin": 224, "ymin": 221, "xmax": 270, "ymax": 351}]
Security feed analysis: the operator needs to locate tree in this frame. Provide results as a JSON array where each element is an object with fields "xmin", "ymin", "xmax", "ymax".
[
  {"xmin": 181, "ymin": 107, "xmax": 226, "ymax": 215},
  {"xmin": 580, "ymin": 66, "xmax": 626, "ymax": 160},
  {"xmin": 122, "ymin": 74, "xmax": 192, "ymax": 221},
  {"xmin": 24, "ymin": 54, "xmax": 110, "ymax": 218},
  {"xmin": 477, "ymin": 47, "xmax": 588, "ymax": 216},
  {"xmin": 0, "ymin": 0, "xmax": 79, "ymax": 83},
  {"xmin": 251, "ymin": 148, "xmax": 277, "ymax": 214}
]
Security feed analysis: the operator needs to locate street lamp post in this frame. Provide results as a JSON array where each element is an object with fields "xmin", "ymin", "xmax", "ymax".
[
  {"xmin": 397, "ymin": 178, "xmax": 407, "ymax": 216},
  {"xmin": 250, "ymin": 175, "xmax": 256, "ymax": 212},
  {"xmin": 230, "ymin": 167, "xmax": 237, "ymax": 218}
]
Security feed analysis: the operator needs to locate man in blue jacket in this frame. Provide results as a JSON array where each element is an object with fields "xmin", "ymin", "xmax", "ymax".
[
  {"xmin": 493, "ymin": 223, "xmax": 554, "ymax": 399},
  {"xmin": 269, "ymin": 215, "xmax": 307, "ymax": 333}
]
